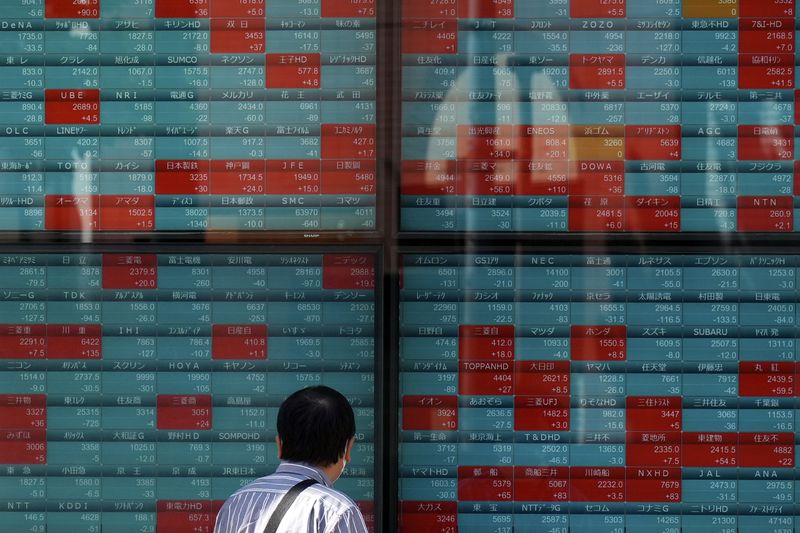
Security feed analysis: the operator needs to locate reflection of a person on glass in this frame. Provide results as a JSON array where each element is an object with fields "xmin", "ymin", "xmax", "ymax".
[{"xmin": 214, "ymin": 386, "xmax": 368, "ymax": 533}]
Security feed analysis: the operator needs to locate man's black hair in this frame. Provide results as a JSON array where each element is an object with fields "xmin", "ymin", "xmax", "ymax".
[{"xmin": 277, "ymin": 386, "xmax": 356, "ymax": 466}]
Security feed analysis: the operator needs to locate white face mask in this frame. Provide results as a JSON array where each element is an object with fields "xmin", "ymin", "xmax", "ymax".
[{"xmin": 332, "ymin": 458, "xmax": 346, "ymax": 484}]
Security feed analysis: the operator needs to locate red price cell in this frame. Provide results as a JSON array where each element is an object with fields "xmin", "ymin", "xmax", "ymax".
[
  {"xmin": 210, "ymin": 160, "xmax": 266, "ymax": 195},
  {"xmin": 156, "ymin": 0, "xmax": 209, "ymax": 18},
  {"xmin": 569, "ymin": 467, "xmax": 625, "ymax": 502},
  {"xmin": 797, "ymin": 362, "xmax": 800, "ymax": 395},
  {"xmin": 514, "ymin": 466, "xmax": 570, "ymax": 502},
  {"xmin": 739, "ymin": 54, "xmax": 794, "ymax": 89},
  {"xmin": 45, "ymin": 89, "xmax": 99, "ymax": 125},
  {"xmin": 739, "ymin": 361, "xmax": 795, "ymax": 396},
  {"xmin": 210, "ymin": 0, "xmax": 265, "ymax": 17},
  {"xmin": 266, "ymin": 160, "xmax": 321, "ymax": 195},
  {"xmin": 457, "ymin": 125, "xmax": 514, "ymax": 160},
  {"xmin": 402, "ymin": 395, "xmax": 458, "ymax": 431},
  {"xmin": 626, "ymin": 396, "xmax": 681, "ymax": 431},
  {"xmin": 739, "ymin": 19, "xmax": 794, "ymax": 54},
  {"xmin": 399, "ymin": 501, "xmax": 457, "ymax": 533},
  {"xmin": 514, "ymin": 396, "xmax": 570, "ymax": 431},
  {"xmin": 682, "ymin": 432, "xmax": 737, "ymax": 467},
  {"xmin": 356, "ymin": 501, "xmax": 374, "ymax": 532},
  {"xmin": 737, "ymin": 196, "xmax": 793, "ymax": 232},
  {"xmin": 738, "ymin": 125, "xmax": 794, "ymax": 160},
  {"xmin": 458, "ymin": 325, "xmax": 515, "ymax": 360},
  {"xmin": 0, "ymin": 430, "xmax": 46, "ymax": 464},
  {"xmin": 514, "ymin": 361, "xmax": 570, "ymax": 395},
  {"xmin": 155, "ymin": 160, "xmax": 210, "ymax": 195},
  {"xmin": 157, "ymin": 395, "xmax": 212, "ymax": 430},
  {"xmin": 323, "ymin": 254, "xmax": 375, "ymax": 289},
  {"xmin": 403, "ymin": 0, "xmax": 457, "ymax": 18},
  {"xmin": 569, "ymin": 54, "xmax": 625, "ymax": 90},
  {"xmin": 570, "ymin": 0, "xmax": 626, "ymax": 18},
  {"xmin": 625, "ymin": 196, "xmax": 681, "ymax": 232},
  {"xmin": 210, "ymin": 19, "xmax": 265, "ymax": 54},
  {"xmin": 740, "ymin": 0, "xmax": 795, "ymax": 17},
  {"xmin": 626, "ymin": 432, "xmax": 682, "ymax": 467},
  {"xmin": 0, "ymin": 406, "xmax": 46, "ymax": 430},
  {"xmin": 0, "ymin": 325, "xmax": 47, "ymax": 359},
  {"xmin": 45, "ymin": 0, "xmax": 99, "ymax": 18},
  {"xmin": 795, "ymin": 90, "xmax": 800, "ymax": 125},
  {"xmin": 156, "ymin": 501, "xmax": 214, "ymax": 533},
  {"xmin": 571, "ymin": 325, "xmax": 627, "ymax": 360},
  {"xmin": 321, "ymin": 124, "xmax": 376, "ymax": 159},
  {"xmin": 212, "ymin": 501, "xmax": 226, "ymax": 529},
  {"xmin": 626, "ymin": 467, "xmax": 681, "ymax": 503},
  {"xmin": 795, "ymin": 161, "xmax": 800, "ymax": 194},
  {"xmin": 266, "ymin": 54, "xmax": 321, "ymax": 89},
  {"xmin": 403, "ymin": 20, "xmax": 458, "ymax": 54},
  {"xmin": 458, "ymin": 0, "xmax": 514, "ymax": 18},
  {"xmin": 46, "ymin": 324, "xmax": 102, "ymax": 359},
  {"xmin": 322, "ymin": 0, "xmax": 376, "ymax": 17},
  {"xmin": 516, "ymin": 125, "xmax": 569, "ymax": 161},
  {"xmin": 516, "ymin": 161, "xmax": 569, "ymax": 196},
  {"xmin": 322, "ymin": 159, "xmax": 376, "ymax": 194},
  {"xmin": 460, "ymin": 161, "xmax": 516, "ymax": 196},
  {"xmin": 0, "ymin": 395, "xmax": 46, "ymax": 430},
  {"xmin": 739, "ymin": 432, "xmax": 795, "ymax": 468},
  {"xmin": 401, "ymin": 160, "xmax": 460, "ymax": 195},
  {"xmin": 458, "ymin": 466, "xmax": 513, "ymax": 501},
  {"xmin": 45, "ymin": 195, "xmax": 98, "ymax": 230},
  {"xmin": 98, "ymin": 195, "xmax": 155, "ymax": 231},
  {"xmin": 102, "ymin": 254, "xmax": 158, "ymax": 290},
  {"xmin": 570, "ymin": 161, "xmax": 624, "ymax": 196},
  {"xmin": 568, "ymin": 196, "xmax": 625, "ymax": 231},
  {"xmin": 211, "ymin": 325, "xmax": 267, "ymax": 360},
  {"xmin": 625, "ymin": 125, "xmax": 681, "ymax": 160},
  {"xmin": 459, "ymin": 360, "xmax": 513, "ymax": 395}
]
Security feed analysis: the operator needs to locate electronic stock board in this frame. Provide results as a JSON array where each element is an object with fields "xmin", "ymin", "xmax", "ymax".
[
  {"xmin": 0, "ymin": 251, "xmax": 377, "ymax": 532},
  {"xmin": 0, "ymin": 0, "xmax": 381, "ymax": 532},
  {"xmin": 400, "ymin": 0, "xmax": 800, "ymax": 233},
  {"xmin": 8, "ymin": 0, "xmax": 800, "ymax": 532},
  {"xmin": 400, "ymin": 253, "xmax": 800, "ymax": 532},
  {"xmin": 0, "ymin": 0, "xmax": 376, "ymax": 232}
]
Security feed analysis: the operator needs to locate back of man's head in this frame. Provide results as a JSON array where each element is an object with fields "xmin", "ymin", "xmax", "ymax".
[{"xmin": 277, "ymin": 386, "xmax": 356, "ymax": 467}]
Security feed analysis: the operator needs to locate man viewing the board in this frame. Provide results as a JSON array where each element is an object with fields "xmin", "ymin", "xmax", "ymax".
[{"xmin": 214, "ymin": 386, "xmax": 368, "ymax": 533}]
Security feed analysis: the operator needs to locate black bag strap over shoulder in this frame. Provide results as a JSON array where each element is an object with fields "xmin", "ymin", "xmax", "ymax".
[{"xmin": 263, "ymin": 478, "xmax": 319, "ymax": 533}]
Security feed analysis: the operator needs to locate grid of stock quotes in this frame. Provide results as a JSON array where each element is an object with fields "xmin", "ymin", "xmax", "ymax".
[
  {"xmin": 0, "ymin": 252, "xmax": 376, "ymax": 533},
  {"xmin": 400, "ymin": 0, "xmax": 800, "ymax": 232},
  {"xmin": 0, "ymin": 0, "xmax": 376, "ymax": 232},
  {"xmin": 400, "ymin": 254, "xmax": 800, "ymax": 532}
]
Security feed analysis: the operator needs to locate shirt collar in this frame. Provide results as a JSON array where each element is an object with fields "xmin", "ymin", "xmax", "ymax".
[{"xmin": 276, "ymin": 461, "xmax": 333, "ymax": 487}]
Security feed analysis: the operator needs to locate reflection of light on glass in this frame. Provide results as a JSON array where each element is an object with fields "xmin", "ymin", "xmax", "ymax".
[
  {"xmin": 703, "ymin": 101, "xmax": 732, "ymax": 235},
  {"xmin": 421, "ymin": 54, "xmax": 566, "ymax": 227},
  {"xmin": 72, "ymin": 148, "xmax": 94, "ymax": 242},
  {"xmin": 69, "ymin": 21, "xmax": 94, "ymax": 42}
]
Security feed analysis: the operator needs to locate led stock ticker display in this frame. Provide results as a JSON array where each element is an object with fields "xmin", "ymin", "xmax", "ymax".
[
  {"xmin": 400, "ymin": 0, "xmax": 800, "ymax": 232},
  {"xmin": 400, "ymin": 254, "xmax": 800, "ymax": 532},
  {"xmin": 0, "ymin": 252, "xmax": 376, "ymax": 533},
  {"xmin": 0, "ymin": 0, "xmax": 376, "ymax": 232}
]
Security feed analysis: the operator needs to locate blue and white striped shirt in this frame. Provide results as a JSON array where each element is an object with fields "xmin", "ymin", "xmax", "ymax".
[{"xmin": 214, "ymin": 462, "xmax": 369, "ymax": 533}]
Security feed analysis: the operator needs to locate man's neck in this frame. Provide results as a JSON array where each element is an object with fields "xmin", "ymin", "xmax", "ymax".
[
  {"xmin": 318, "ymin": 462, "xmax": 340, "ymax": 485},
  {"xmin": 279, "ymin": 460, "xmax": 338, "ymax": 486}
]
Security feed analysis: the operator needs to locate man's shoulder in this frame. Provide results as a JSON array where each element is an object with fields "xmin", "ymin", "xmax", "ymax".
[
  {"xmin": 301, "ymin": 485, "xmax": 366, "ymax": 533},
  {"xmin": 305, "ymin": 482, "xmax": 360, "ymax": 511}
]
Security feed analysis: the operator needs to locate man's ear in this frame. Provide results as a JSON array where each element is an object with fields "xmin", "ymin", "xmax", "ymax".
[
  {"xmin": 343, "ymin": 436, "xmax": 355, "ymax": 463},
  {"xmin": 276, "ymin": 436, "xmax": 283, "ymax": 460}
]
